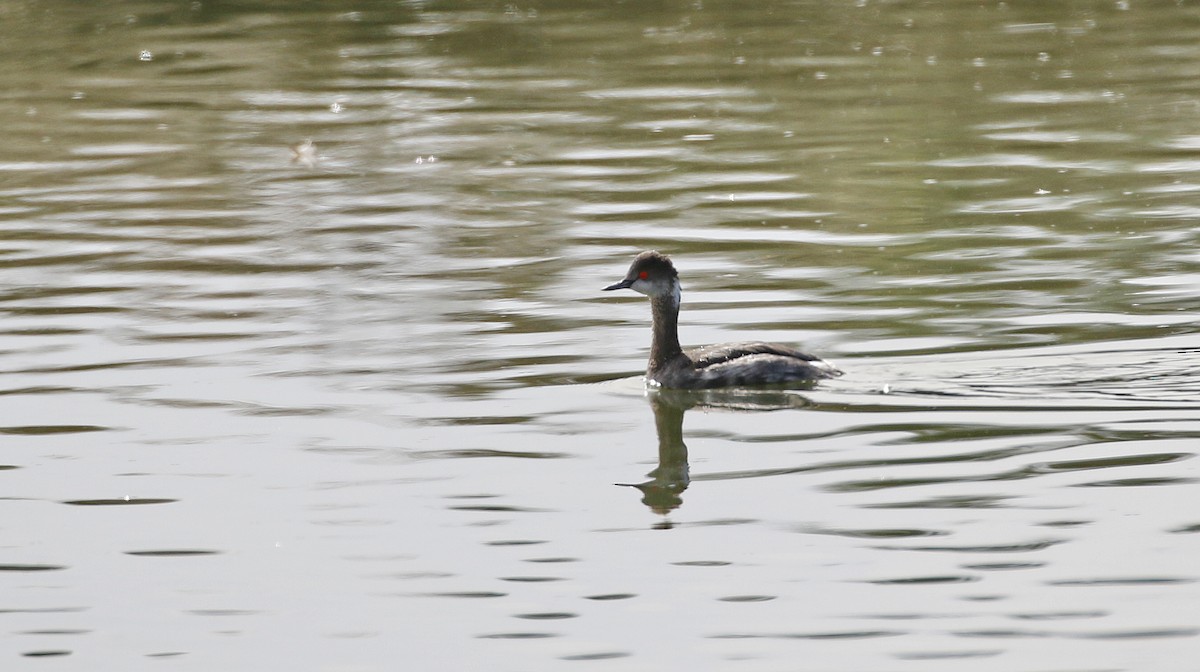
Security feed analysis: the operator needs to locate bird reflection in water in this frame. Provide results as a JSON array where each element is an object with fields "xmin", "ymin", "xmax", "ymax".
[{"xmin": 620, "ymin": 387, "xmax": 815, "ymax": 521}]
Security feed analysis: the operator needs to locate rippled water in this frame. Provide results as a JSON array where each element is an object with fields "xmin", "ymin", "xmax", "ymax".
[{"xmin": 5, "ymin": 1, "xmax": 1200, "ymax": 670}]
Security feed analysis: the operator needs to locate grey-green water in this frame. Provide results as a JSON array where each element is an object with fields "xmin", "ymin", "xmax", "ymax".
[{"xmin": 5, "ymin": 1, "xmax": 1200, "ymax": 670}]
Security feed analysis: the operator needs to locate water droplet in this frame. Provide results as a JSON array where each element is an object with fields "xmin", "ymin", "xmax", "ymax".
[
  {"xmin": 330, "ymin": 102, "xmax": 343, "ymax": 113},
  {"xmin": 138, "ymin": 50, "xmax": 153, "ymax": 62},
  {"xmin": 291, "ymin": 139, "xmax": 317, "ymax": 167}
]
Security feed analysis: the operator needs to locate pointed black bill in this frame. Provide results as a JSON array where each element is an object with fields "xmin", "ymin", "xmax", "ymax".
[{"xmin": 603, "ymin": 278, "xmax": 633, "ymax": 291}]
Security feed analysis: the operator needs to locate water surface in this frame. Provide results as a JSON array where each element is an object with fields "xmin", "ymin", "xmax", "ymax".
[{"xmin": 4, "ymin": 1, "xmax": 1200, "ymax": 670}]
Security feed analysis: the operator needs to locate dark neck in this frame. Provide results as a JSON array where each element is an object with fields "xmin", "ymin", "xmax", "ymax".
[{"xmin": 648, "ymin": 291, "xmax": 683, "ymax": 371}]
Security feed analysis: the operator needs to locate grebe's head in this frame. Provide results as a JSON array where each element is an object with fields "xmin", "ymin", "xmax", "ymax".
[{"xmin": 603, "ymin": 250, "xmax": 680, "ymax": 303}]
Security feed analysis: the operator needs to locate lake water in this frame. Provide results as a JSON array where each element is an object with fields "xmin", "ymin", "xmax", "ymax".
[{"xmin": 4, "ymin": 1, "xmax": 1200, "ymax": 670}]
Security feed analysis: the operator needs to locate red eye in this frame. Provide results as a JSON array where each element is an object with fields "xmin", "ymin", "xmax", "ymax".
[{"xmin": 638, "ymin": 271, "xmax": 649, "ymax": 280}]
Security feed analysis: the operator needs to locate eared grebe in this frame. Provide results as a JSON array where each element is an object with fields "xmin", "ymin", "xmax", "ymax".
[{"xmin": 603, "ymin": 250, "xmax": 841, "ymax": 389}]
